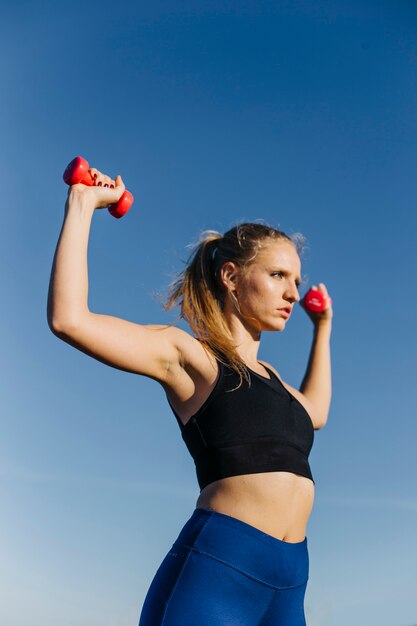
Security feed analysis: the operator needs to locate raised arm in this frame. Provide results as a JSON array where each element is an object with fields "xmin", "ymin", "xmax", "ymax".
[
  {"xmin": 47, "ymin": 168, "xmax": 185, "ymax": 383},
  {"xmin": 298, "ymin": 283, "xmax": 332, "ymax": 429},
  {"xmin": 268, "ymin": 283, "xmax": 332, "ymax": 430}
]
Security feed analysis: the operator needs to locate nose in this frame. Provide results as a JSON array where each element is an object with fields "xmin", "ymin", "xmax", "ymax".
[{"xmin": 285, "ymin": 282, "xmax": 301, "ymax": 303}]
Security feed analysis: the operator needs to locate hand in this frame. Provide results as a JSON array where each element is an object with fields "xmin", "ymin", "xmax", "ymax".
[
  {"xmin": 67, "ymin": 167, "xmax": 126, "ymax": 211},
  {"xmin": 301, "ymin": 282, "xmax": 333, "ymax": 326}
]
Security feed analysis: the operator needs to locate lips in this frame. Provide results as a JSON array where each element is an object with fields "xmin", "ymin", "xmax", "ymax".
[{"xmin": 278, "ymin": 307, "xmax": 291, "ymax": 318}]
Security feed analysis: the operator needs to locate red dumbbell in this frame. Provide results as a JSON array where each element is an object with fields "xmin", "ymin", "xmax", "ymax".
[
  {"xmin": 303, "ymin": 287, "xmax": 332, "ymax": 313},
  {"xmin": 63, "ymin": 156, "xmax": 134, "ymax": 219}
]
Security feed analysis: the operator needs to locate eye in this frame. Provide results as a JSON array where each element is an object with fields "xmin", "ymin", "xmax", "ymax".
[{"xmin": 271, "ymin": 271, "xmax": 285, "ymax": 279}]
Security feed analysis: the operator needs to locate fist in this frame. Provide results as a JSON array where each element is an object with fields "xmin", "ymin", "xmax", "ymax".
[{"xmin": 301, "ymin": 283, "xmax": 333, "ymax": 325}]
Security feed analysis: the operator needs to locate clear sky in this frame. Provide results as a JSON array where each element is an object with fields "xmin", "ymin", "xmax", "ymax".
[{"xmin": 2, "ymin": 1, "xmax": 417, "ymax": 625}]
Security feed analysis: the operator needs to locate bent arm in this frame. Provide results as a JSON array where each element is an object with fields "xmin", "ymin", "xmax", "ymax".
[
  {"xmin": 47, "ymin": 186, "xmax": 184, "ymax": 383},
  {"xmin": 299, "ymin": 321, "xmax": 332, "ymax": 429}
]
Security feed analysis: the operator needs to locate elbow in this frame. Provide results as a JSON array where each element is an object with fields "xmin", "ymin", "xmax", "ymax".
[
  {"xmin": 47, "ymin": 299, "xmax": 68, "ymax": 336},
  {"xmin": 313, "ymin": 412, "xmax": 329, "ymax": 430},
  {"xmin": 47, "ymin": 301, "xmax": 87, "ymax": 337},
  {"xmin": 308, "ymin": 396, "xmax": 331, "ymax": 431},
  {"xmin": 47, "ymin": 315, "xmax": 79, "ymax": 338},
  {"xmin": 47, "ymin": 309, "xmax": 65, "ymax": 336},
  {"xmin": 48, "ymin": 319, "xmax": 67, "ymax": 338},
  {"xmin": 309, "ymin": 403, "xmax": 330, "ymax": 430},
  {"xmin": 47, "ymin": 311, "xmax": 61, "ymax": 336}
]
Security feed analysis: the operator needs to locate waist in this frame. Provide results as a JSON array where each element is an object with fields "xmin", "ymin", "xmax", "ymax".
[
  {"xmin": 172, "ymin": 507, "xmax": 309, "ymax": 589},
  {"xmin": 196, "ymin": 471, "xmax": 315, "ymax": 542}
]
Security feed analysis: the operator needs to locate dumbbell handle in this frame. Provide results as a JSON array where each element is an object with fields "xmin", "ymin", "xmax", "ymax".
[
  {"xmin": 63, "ymin": 156, "xmax": 134, "ymax": 219},
  {"xmin": 303, "ymin": 288, "xmax": 332, "ymax": 313}
]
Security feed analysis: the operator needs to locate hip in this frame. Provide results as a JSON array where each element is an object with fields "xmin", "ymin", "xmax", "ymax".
[
  {"xmin": 139, "ymin": 507, "xmax": 309, "ymax": 626},
  {"xmin": 174, "ymin": 507, "xmax": 309, "ymax": 586}
]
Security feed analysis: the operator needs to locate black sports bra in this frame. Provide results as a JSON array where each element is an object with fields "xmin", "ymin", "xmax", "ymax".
[{"xmin": 167, "ymin": 360, "xmax": 315, "ymax": 492}]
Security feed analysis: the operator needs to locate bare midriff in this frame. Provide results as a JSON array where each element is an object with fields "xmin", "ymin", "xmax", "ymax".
[{"xmin": 196, "ymin": 471, "xmax": 314, "ymax": 543}]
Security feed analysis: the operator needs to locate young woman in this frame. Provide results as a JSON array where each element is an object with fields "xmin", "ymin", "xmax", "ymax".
[{"xmin": 48, "ymin": 167, "xmax": 332, "ymax": 625}]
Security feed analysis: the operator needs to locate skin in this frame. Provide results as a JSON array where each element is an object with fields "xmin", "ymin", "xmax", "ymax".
[
  {"xmin": 48, "ymin": 167, "xmax": 332, "ymax": 544},
  {"xmin": 193, "ymin": 243, "xmax": 332, "ymax": 541}
]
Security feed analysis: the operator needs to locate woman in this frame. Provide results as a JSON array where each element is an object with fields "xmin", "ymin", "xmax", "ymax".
[{"xmin": 48, "ymin": 167, "xmax": 332, "ymax": 625}]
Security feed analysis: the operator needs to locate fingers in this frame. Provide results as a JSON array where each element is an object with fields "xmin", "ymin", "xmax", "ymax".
[
  {"xmin": 114, "ymin": 174, "xmax": 124, "ymax": 188},
  {"xmin": 113, "ymin": 175, "xmax": 125, "ymax": 199},
  {"xmin": 317, "ymin": 282, "xmax": 328, "ymax": 296},
  {"xmin": 89, "ymin": 168, "xmax": 116, "ymax": 188},
  {"xmin": 76, "ymin": 166, "xmax": 126, "ymax": 208},
  {"xmin": 318, "ymin": 283, "xmax": 332, "ymax": 309},
  {"xmin": 310, "ymin": 282, "xmax": 332, "ymax": 309},
  {"xmin": 89, "ymin": 182, "xmax": 126, "ymax": 208},
  {"xmin": 311, "ymin": 283, "xmax": 328, "ymax": 295}
]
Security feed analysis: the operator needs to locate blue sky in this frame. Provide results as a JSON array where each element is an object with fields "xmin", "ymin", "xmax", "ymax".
[{"xmin": 2, "ymin": 1, "xmax": 417, "ymax": 624}]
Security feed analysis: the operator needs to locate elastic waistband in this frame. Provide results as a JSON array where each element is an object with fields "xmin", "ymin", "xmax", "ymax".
[
  {"xmin": 195, "ymin": 440, "xmax": 314, "ymax": 490},
  {"xmin": 172, "ymin": 508, "xmax": 309, "ymax": 590}
]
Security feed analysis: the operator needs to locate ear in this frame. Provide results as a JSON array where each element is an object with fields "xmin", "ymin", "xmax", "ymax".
[{"xmin": 220, "ymin": 261, "xmax": 239, "ymax": 292}]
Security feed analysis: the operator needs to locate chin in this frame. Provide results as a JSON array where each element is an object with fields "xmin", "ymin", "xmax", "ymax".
[{"xmin": 264, "ymin": 320, "xmax": 287, "ymax": 332}]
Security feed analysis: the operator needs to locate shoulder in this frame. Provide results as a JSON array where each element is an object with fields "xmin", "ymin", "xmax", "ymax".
[{"xmin": 258, "ymin": 359, "xmax": 282, "ymax": 381}]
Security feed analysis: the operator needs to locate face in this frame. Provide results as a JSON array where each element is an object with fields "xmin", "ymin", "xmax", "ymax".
[{"xmin": 224, "ymin": 240, "xmax": 302, "ymax": 332}]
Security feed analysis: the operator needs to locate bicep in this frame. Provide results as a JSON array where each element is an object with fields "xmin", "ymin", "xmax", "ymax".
[{"xmin": 52, "ymin": 313, "xmax": 185, "ymax": 382}]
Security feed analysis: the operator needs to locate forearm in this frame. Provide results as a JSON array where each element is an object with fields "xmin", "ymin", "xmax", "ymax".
[
  {"xmin": 300, "ymin": 322, "xmax": 332, "ymax": 427},
  {"xmin": 47, "ymin": 194, "xmax": 95, "ymax": 331}
]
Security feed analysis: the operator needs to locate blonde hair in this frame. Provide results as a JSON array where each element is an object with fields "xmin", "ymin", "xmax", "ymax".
[{"xmin": 164, "ymin": 222, "xmax": 303, "ymax": 386}]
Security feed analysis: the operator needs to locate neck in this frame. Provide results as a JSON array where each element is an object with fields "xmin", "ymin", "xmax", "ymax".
[{"xmin": 224, "ymin": 308, "xmax": 262, "ymax": 364}]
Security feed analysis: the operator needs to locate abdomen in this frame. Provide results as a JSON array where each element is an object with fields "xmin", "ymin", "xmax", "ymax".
[{"xmin": 196, "ymin": 471, "xmax": 315, "ymax": 542}]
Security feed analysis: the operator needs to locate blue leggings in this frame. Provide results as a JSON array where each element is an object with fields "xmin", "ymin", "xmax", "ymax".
[{"xmin": 139, "ymin": 508, "xmax": 309, "ymax": 625}]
